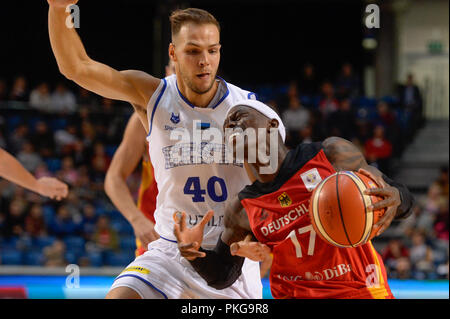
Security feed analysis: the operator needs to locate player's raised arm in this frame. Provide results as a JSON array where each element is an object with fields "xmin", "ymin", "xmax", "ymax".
[
  {"xmin": 174, "ymin": 196, "xmax": 269, "ymax": 289},
  {"xmin": 105, "ymin": 112, "xmax": 159, "ymax": 246},
  {"xmin": 322, "ymin": 136, "xmax": 415, "ymax": 235},
  {"xmin": 0, "ymin": 148, "xmax": 68, "ymax": 200},
  {"xmin": 47, "ymin": 0, "xmax": 160, "ymax": 123}
]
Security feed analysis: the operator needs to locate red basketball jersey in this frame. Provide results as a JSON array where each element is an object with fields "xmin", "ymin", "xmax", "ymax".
[{"xmin": 239, "ymin": 142, "xmax": 393, "ymax": 299}]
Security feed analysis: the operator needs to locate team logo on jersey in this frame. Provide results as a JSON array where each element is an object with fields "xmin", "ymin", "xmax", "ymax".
[
  {"xmin": 278, "ymin": 192, "xmax": 292, "ymax": 207},
  {"xmin": 300, "ymin": 168, "xmax": 322, "ymax": 192},
  {"xmin": 170, "ymin": 112, "xmax": 180, "ymax": 124}
]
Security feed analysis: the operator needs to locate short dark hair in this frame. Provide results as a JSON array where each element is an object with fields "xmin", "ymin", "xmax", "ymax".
[{"xmin": 169, "ymin": 8, "xmax": 220, "ymax": 38}]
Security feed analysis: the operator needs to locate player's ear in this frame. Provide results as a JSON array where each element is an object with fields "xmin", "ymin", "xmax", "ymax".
[
  {"xmin": 267, "ymin": 119, "xmax": 279, "ymax": 133},
  {"xmin": 169, "ymin": 43, "xmax": 177, "ymax": 62}
]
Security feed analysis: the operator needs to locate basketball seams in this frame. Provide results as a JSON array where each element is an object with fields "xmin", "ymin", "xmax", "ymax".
[
  {"xmin": 343, "ymin": 172, "xmax": 374, "ymax": 246},
  {"xmin": 312, "ymin": 174, "xmax": 348, "ymax": 248},
  {"xmin": 335, "ymin": 172, "xmax": 355, "ymax": 248}
]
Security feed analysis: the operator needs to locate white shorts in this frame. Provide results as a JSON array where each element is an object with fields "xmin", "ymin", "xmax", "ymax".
[{"xmin": 109, "ymin": 238, "xmax": 263, "ymax": 299}]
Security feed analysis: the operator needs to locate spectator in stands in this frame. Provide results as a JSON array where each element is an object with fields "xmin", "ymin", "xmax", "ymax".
[
  {"xmin": 298, "ymin": 63, "xmax": 319, "ymax": 96},
  {"xmin": 48, "ymin": 205, "xmax": 80, "ymax": 238},
  {"xmin": 57, "ymin": 156, "xmax": 79, "ymax": 186},
  {"xmin": 80, "ymin": 203, "xmax": 98, "ymax": 240},
  {"xmin": 2, "ymin": 197, "xmax": 27, "ymax": 238},
  {"xmin": 77, "ymin": 87, "xmax": 98, "ymax": 108},
  {"xmin": 409, "ymin": 229, "xmax": 435, "ymax": 279},
  {"xmin": 30, "ymin": 121, "xmax": 55, "ymax": 158},
  {"xmin": 91, "ymin": 142, "xmax": 111, "ymax": 176},
  {"xmin": 86, "ymin": 215, "xmax": 119, "ymax": 259},
  {"xmin": 29, "ymin": 82, "xmax": 52, "ymax": 112},
  {"xmin": 392, "ymin": 257, "xmax": 412, "ymax": 279},
  {"xmin": 318, "ymin": 81, "xmax": 339, "ymax": 118},
  {"xmin": 434, "ymin": 199, "xmax": 449, "ymax": 241},
  {"xmin": 8, "ymin": 124, "xmax": 29, "ymax": 154},
  {"xmin": 436, "ymin": 166, "xmax": 449, "ymax": 197},
  {"xmin": 54, "ymin": 123, "xmax": 79, "ymax": 155},
  {"xmin": 398, "ymin": 73, "xmax": 424, "ymax": 136},
  {"xmin": 364, "ymin": 125, "xmax": 393, "ymax": 175},
  {"xmin": 50, "ymin": 82, "xmax": 77, "ymax": 114},
  {"xmin": 43, "ymin": 239, "xmax": 68, "ymax": 267},
  {"xmin": 25, "ymin": 204, "xmax": 47, "ymax": 237},
  {"xmin": 335, "ymin": 62, "xmax": 360, "ymax": 99},
  {"xmin": 281, "ymin": 89, "xmax": 310, "ymax": 147},
  {"xmin": 382, "ymin": 238, "xmax": 410, "ymax": 276},
  {"xmin": 0, "ymin": 78, "xmax": 8, "ymax": 101},
  {"xmin": 326, "ymin": 98, "xmax": 356, "ymax": 140},
  {"xmin": 9, "ymin": 75, "xmax": 29, "ymax": 102},
  {"xmin": 17, "ymin": 142, "xmax": 42, "ymax": 173}
]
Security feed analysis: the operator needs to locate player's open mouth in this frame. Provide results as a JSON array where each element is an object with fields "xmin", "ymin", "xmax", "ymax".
[{"xmin": 196, "ymin": 73, "xmax": 210, "ymax": 79}]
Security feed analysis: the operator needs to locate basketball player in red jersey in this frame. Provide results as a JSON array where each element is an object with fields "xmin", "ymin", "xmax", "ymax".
[
  {"xmin": 174, "ymin": 100, "xmax": 415, "ymax": 299},
  {"xmin": 105, "ymin": 112, "xmax": 159, "ymax": 256},
  {"xmin": 0, "ymin": 147, "xmax": 68, "ymax": 200},
  {"xmin": 105, "ymin": 63, "xmax": 175, "ymax": 256}
]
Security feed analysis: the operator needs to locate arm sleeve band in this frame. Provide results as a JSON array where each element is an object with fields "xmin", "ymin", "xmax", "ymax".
[
  {"xmin": 382, "ymin": 174, "xmax": 415, "ymax": 219},
  {"xmin": 189, "ymin": 234, "xmax": 245, "ymax": 290}
]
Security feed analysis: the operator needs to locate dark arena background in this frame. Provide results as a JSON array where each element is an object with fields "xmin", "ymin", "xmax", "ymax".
[{"xmin": 0, "ymin": 0, "xmax": 448, "ymax": 300}]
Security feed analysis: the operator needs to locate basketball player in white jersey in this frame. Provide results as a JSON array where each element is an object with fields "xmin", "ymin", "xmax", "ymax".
[{"xmin": 47, "ymin": 1, "xmax": 262, "ymax": 298}]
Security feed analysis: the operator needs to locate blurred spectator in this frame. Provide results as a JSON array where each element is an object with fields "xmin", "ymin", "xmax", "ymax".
[
  {"xmin": 50, "ymin": 82, "xmax": 77, "ymax": 114},
  {"xmin": 326, "ymin": 98, "xmax": 356, "ymax": 140},
  {"xmin": 30, "ymin": 121, "xmax": 55, "ymax": 158},
  {"xmin": 48, "ymin": 205, "xmax": 80, "ymax": 238},
  {"xmin": 9, "ymin": 75, "xmax": 29, "ymax": 102},
  {"xmin": 58, "ymin": 156, "xmax": 79, "ymax": 186},
  {"xmin": 80, "ymin": 203, "xmax": 98, "ymax": 240},
  {"xmin": 34, "ymin": 163, "xmax": 52, "ymax": 180},
  {"xmin": 391, "ymin": 257, "xmax": 412, "ymax": 279},
  {"xmin": 16, "ymin": 142, "xmax": 42, "ymax": 173},
  {"xmin": 335, "ymin": 62, "xmax": 360, "ymax": 99},
  {"xmin": 0, "ymin": 78, "xmax": 8, "ymax": 101},
  {"xmin": 436, "ymin": 166, "xmax": 449, "ymax": 197},
  {"xmin": 382, "ymin": 238, "xmax": 410, "ymax": 276},
  {"xmin": 29, "ymin": 82, "xmax": 52, "ymax": 112},
  {"xmin": 87, "ymin": 215, "xmax": 119, "ymax": 254},
  {"xmin": 54, "ymin": 123, "xmax": 79, "ymax": 153},
  {"xmin": 2, "ymin": 197, "xmax": 27, "ymax": 238},
  {"xmin": 398, "ymin": 73, "xmax": 424, "ymax": 136},
  {"xmin": 298, "ymin": 63, "xmax": 319, "ymax": 96},
  {"xmin": 43, "ymin": 239, "xmax": 68, "ymax": 267},
  {"xmin": 364, "ymin": 125, "xmax": 393, "ymax": 175},
  {"xmin": 409, "ymin": 229, "xmax": 435, "ymax": 279},
  {"xmin": 91, "ymin": 142, "xmax": 111, "ymax": 175},
  {"xmin": 433, "ymin": 199, "xmax": 449, "ymax": 241},
  {"xmin": 282, "ymin": 85, "xmax": 310, "ymax": 148},
  {"xmin": 318, "ymin": 81, "xmax": 339, "ymax": 117},
  {"xmin": 8, "ymin": 124, "xmax": 29, "ymax": 154},
  {"xmin": 24, "ymin": 204, "xmax": 47, "ymax": 237}
]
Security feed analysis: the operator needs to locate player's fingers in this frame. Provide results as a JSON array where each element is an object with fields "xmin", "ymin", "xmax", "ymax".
[
  {"xmin": 173, "ymin": 222, "xmax": 182, "ymax": 241},
  {"xmin": 358, "ymin": 168, "xmax": 387, "ymax": 188},
  {"xmin": 364, "ymin": 187, "xmax": 393, "ymax": 197},
  {"xmin": 230, "ymin": 242, "xmax": 240, "ymax": 255},
  {"xmin": 243, "ymin": 234, "xmax": 253, "ymax": 243},
  {"xmin": 374, "ymin": 207, "xmax": 396, "ymax": 228},
  {"xmin": 198, "ymin": 210, "xmax": 214, "ymax": 229},
  {"xmin": 369, "ymin": 197, "xmax": 398, "ymax": 211},
  {"xmin": 178, "ymin": 242, "xmax": 199, "ymax": 250},
  {"xmin": 179, "ymin": 211, "xmax": 187, "ymax": 233}
]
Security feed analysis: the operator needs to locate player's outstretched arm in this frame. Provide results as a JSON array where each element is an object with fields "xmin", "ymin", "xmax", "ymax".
[
  {"xmin": 0, "ymin": 148, "xmax": 68, "ymax": 200},
  {"xmin": 105, "ymin": 112, "xmax": 159, "ymax": 246},
  {"xmin": 47, "ymin": 0, "xmax": 159, "ymax": 126},
  {"xmin": 322, "ymin": 136, "xmax": 415, "ymax": 236},
  {"xmin": 174, "ymin": 197, "xmax": 268, "ymax": 289}
]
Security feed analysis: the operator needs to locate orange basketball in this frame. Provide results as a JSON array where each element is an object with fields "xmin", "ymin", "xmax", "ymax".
[{"xmin": 308, "ymin": 171, "xmax": 385, "ymax": 248}]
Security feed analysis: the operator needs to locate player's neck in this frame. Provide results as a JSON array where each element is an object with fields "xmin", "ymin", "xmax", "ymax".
[
  {"xmin": 177, "ymin": 78, "xmax": 219, "ymax": 108},
  {"xmin": 246, "ymin": 142, "xmax": 289, "ymax": 184}
]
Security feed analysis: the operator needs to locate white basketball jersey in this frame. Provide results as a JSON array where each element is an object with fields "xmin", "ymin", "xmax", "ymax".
[{"xmin": 146, "ymin": 74, "xmax": 257, "ymax": 248}]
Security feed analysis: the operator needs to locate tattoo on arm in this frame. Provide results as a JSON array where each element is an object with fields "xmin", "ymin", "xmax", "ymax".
[{"xmin": 323, "ymin": 137, "xmax": 367, "ymax": 172}]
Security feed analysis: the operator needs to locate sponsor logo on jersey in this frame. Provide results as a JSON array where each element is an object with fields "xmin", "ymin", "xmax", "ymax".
[
  {"xmin": 300, "ymin": 168, "xmax": 322, "ymax": 192},
  {"xmin": 275, "ymin": 263, "xmax": 352, "ymax": 282},
  {"xmin": 121, "ymin": 266, "xmax": 150, "ymax": 275},
  {"xmin": 278, "ymin": 192, "xmax": 292, "ymax": 207},
  {"xmin": 170, "ymin": 112, "xmax": 180, "ymax": 124},
  {"xmin": 162, "ymin": 142, "xmax": 243, "ymax": 169},
  {"xmin": 260, "ymin": 202, "xmax": 309, "ymax": 236}
]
